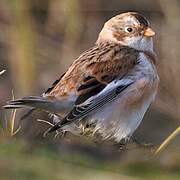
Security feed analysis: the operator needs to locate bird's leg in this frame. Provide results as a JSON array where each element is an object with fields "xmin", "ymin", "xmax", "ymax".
[
  {"xmin": 54, "ymin": 130, "xmax": 67, "ymax": 139},
  {"xmin": 52, "ymin": 114, "xmax": 68, "ymax": 139},
  {"xmin": 113, "ymin": 139, "xmax": 128, "ymax": 151},
  {"xmin": 131, "ymin": 135, "xmax": 154, "ymax": 148}
]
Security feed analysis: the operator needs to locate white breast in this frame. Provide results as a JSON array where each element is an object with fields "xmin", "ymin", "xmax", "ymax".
[{"xmin": 88, "ymin": 52, "xmax": 159, "ymax": 142}]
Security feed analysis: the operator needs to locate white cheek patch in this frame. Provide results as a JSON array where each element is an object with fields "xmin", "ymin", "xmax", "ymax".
[{"xmin": 123, "ymin": 36, "xmax": 153, "ymax": 52}]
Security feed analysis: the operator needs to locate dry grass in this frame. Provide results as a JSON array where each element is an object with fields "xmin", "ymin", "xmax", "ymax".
[
  {"xmin": 0, "ymin": 70, "xmax": 21, "ymax": 137},
  {"xmin": 155, "ymin": 126, "xmax": 180, "ymax": 155},
  {"xmin": 0, "ymin": 103, "xmax": 21, "ymax": 138}
]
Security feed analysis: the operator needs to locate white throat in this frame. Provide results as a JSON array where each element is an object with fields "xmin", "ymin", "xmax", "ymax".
[{"xmin": 121, "ymin": 36, "xmax": 154, "ymax": 53}]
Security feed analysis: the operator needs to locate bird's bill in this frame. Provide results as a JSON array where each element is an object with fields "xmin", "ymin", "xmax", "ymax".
[{"xmin": 144, "ymin": 27, "xmax": 155, "ymax": 37}]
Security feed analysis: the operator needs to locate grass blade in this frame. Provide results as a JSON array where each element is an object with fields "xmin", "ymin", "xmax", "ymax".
[{"xmin": 155, "ymin": 126, "xmax": 180, "ymax": 155}]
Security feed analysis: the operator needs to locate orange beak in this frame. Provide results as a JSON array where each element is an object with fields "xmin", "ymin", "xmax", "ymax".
[{"xmin": 144, "ymin": 27, "xmax": 155, "ymax": 37}]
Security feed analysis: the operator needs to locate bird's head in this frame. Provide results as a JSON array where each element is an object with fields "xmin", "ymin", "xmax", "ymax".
[{"xmin": 97, "ymin": 12, "xmax": 155, "ymax": 52}]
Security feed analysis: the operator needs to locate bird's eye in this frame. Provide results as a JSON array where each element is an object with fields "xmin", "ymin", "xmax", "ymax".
[{"xmin": 125, "ymin": 27, "xmax": 133, "ymax": 33}]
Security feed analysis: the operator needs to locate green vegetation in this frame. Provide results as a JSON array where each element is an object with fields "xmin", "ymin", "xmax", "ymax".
[{"xmin": 0, "ymin": 139, "xmax": 179, "ymax": 180}]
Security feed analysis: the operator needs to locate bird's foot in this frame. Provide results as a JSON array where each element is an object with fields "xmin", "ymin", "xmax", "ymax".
[
  {"xmin": 54, "ymin": 130, "xmax": 67, "ymax": 139},
  {"xmin": 132, "ymin": 136, "xmax": 154, "ymax": 149},
  {"xmin": 113, "ymin": 140, "xmax": 128, "ymax": 151}
]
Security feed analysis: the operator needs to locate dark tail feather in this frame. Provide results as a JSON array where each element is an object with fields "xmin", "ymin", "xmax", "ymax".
[
  {"xmin": 3, "ymin": 96, "xmax": 46, "ymax": 109},
  {"xmin": 3, "ymin": 96, "xmax": 52, "ymax": 112},
  {"xmin": 3, "ymin": 96, "xmax": 68, "ymax": 114},
  {"xmin": 4, "ymin": 105, "xmax": 26, "ymax": 109}
]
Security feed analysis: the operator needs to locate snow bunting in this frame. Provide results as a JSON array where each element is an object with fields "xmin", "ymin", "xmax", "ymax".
[{"xmin": 4, "ymin": 12, "xmax": 159, "ymax": 142}]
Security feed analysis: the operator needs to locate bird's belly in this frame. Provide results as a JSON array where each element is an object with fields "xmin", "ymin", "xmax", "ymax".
[{"xmin": 88, "ymin": 78, "xmax": 158, "ymax": 142}]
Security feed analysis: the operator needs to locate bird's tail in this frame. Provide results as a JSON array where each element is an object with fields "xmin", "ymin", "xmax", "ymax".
[{"xmin": 3, "ymin": 96, "xmax": 70, "ymax": 114}]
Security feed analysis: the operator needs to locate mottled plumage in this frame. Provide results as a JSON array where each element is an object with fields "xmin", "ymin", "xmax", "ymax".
[
  {"xmin": 47, "ymin": 42, "xmax": 138, "ymax": 98},
  {"xmin": 4, "ymin": 12, "xmax": 159, "ymax": 143}
]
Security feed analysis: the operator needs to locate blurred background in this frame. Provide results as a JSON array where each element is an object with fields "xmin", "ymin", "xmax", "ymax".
[{"xmin": 0, "ymin": 0, "xmax": 180, "ymax": 179}]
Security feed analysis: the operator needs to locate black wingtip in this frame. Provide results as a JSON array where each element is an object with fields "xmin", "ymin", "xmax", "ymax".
[{"xmin": 44, "ymin": 124, "xmax": 61, "ymax": 136}]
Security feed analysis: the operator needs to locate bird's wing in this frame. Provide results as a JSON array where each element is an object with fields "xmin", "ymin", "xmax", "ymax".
[
  {"xmin": 47, "ymin": 79, "xmax": 134, "ymax": 133},
  {"xmin": 43, "ymin": 73, "xmax": 65, "ymax": 96},
  {"xmin": 45, "ymin": 42, "xmax": 139, "ymax": 133},
  {"xmin": 45, "ymin": 42, "xmax": 138, "ymax": 99},
  {"xmin": 4, "ymin": 42, "xmax": 139, "ymax": 119}
]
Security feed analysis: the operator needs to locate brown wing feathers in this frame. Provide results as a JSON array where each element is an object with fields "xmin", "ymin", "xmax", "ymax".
[
  {"xmin": 44, "ymin": 73, "xmax": 65, "ymax": 95},
  {"xmin": 46, "ymin": 42, "xmax": 138, "ymax": 99}
]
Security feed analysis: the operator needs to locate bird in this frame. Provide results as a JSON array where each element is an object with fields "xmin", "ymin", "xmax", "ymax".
[{"xmin": 4, "ymin": 12, "xmax": 159, "ymax": 143}]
